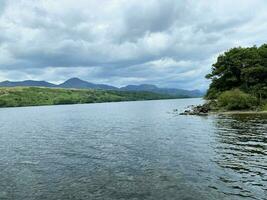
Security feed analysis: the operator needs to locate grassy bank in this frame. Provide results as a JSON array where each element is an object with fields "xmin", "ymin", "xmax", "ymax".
[{"xmin": 0, "ymin": 87, "xmax": 179, "ymax": 108}]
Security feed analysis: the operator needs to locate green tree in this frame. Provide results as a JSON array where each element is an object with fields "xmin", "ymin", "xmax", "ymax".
[{"xmin": 206, "ymin": 44, "xmax": 267, "ymax": 99}]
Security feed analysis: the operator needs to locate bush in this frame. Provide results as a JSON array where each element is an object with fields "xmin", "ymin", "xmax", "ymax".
[
  {"xmin": 53, "ymin": 97, "xmax": 80, "ymax": 105},
  {"xmin": 205, "ymin": 87, "xmax": 221, "ymax": 99},
  {"xmin": 217, "ymin": 89, "xmax": 258, "ymax": 110},
  {"xmin": 0, "ymin": 99, "xmax": 8, "ymax": 107},
  {"xmin": 261, "ymin": 100, "xmax": 267, "ymax": 111}
]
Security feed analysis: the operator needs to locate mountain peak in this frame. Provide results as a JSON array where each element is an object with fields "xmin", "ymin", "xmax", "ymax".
[
  {"xmin": 59, "ymin": 78, "xmax": 118, "ymax": 90},
  {"xmin": 64, "ymin": 77, "xmax": 85, "ymax": 82},
  {"xmin": 59, "ymin": 77, "xmax": 92, "ymax": 88}
]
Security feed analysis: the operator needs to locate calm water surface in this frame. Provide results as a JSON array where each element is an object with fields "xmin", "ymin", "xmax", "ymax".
[{"xmin": 0, "ymin": 98, "xmax": 266, "ymax": 200}]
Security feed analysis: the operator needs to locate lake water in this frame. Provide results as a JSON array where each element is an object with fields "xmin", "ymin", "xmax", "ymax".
[{"xmin": 0, "ymin": 98, "xmax": 266, "ymax": 200}]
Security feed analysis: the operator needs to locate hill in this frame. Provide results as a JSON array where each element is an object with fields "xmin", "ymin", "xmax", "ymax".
[
  {"xmin": 58, "ymin": 78, "xmax": 117, "ymax": 90},
  {"xmin": 0, "ymin": 87, "xmax": 176, "ymax": 108},
  {"xmin": 0, "ymin": 80, "xmax": 56, "ymax": 87},
  {"xmin": 0, "ymin": 78, "xmax": 204, "ymax": 98},
  {"xmin": 120, "ymin": 84, "xmax": 204, "ymax": 97}
]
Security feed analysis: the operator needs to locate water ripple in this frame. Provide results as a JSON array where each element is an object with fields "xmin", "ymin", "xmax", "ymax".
[{"xmin": 0, "ymin": 99, "xmax": 266, "ymax": 200}]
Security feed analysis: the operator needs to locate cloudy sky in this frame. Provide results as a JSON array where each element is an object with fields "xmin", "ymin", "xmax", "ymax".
[{"xmin": 0, "ymin": 0, "xmax": 266, "ymax": 90}]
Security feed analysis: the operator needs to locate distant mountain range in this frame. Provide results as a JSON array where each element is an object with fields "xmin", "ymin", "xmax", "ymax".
[
  {"xmin": 0, "ymin": 78, "xmax": 204, "ymax": 97},
  {"xmin": 0, "ymin": 80, "xmax": 56, "ymax": 88}
]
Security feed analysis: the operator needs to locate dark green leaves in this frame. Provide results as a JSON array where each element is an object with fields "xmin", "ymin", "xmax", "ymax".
[{"xmin": 206, "ymin": 44, "xmax": 267, "ymax": 99}]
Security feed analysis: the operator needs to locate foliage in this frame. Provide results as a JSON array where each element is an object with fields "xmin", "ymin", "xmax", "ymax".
[
  {"xmin": 205, "ymin": 44, "xmax": 267, "ymax": 99},
  {"xmin": 261, "ymin": 100, "xmax": 267, "ymax": 111},
  {"xmin": 0, "ymin": 87, "xmax": 176, "ymax": 108},
  {"xmin": 217, "ymin": 89, "xmax": 258, "ymax": 110}
]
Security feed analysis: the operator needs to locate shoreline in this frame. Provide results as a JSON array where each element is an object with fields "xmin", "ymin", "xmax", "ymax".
[
  {"xmin": 179, "ymin": 102, "xmax": 267, "ymax": 116},
  {"xmin": 214, "ymin": 110, "xmax": 267, "ymax": 115},
  {"xmin": 180, "ymin": 110, "xmax": 267, "ymax": 116},
  {"xmin": 0, "ymin": 97, "xmax": 197, "ymax": 109}
]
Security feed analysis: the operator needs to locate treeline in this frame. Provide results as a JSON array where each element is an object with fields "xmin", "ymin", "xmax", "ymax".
[
  {"xmin": 205, "ymin": 44, "xmax": 267, "ymax": 110},
  {"xmin": 0, "ymin": 87, "xmax": 177, "ymax": 108}
]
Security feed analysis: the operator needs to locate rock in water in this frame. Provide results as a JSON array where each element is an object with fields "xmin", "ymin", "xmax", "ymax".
[{"xmin": 179, "ymin": 103, "xmax": 210, "ymax": 116}]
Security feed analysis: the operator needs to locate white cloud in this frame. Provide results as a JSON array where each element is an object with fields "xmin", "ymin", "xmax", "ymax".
[{"xmin": 0, "ymin": 0, "xmax": 266, "ymax": 90}]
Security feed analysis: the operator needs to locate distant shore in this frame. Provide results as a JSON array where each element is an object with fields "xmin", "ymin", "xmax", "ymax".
[{"xmin": 0, "ymin": 86, "xmax": 185, "ymax": 108}]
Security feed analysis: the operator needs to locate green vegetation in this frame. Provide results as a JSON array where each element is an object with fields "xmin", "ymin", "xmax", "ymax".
[
  {"xmin": 261, "ymin": 100, "xmax": 267, "ymax": 111},
  {"xmin": 217, "ymin": 89, "xmax": 257, "ymax": 110},
  {"xmin": 205, "ymin": 44, "xmax": 267, "ymax": 111},
  {"xmin": 0, "ymin": 87, "xmax": 177, "ymax": 108}
]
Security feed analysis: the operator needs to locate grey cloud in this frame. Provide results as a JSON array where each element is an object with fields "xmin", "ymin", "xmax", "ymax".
[
  {"xmin": 0, "ymin": 0, "xmax": 267, "ymax": 90},
  {"xmin": 121, "ymin": 0, "xmax": 184, "ymax": 41},
  {"xmin": 0, "ymin": 0, "xmax": 7, "ymax": 16}
]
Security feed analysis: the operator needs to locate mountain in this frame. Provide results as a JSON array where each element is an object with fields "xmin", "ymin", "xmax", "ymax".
[
  {"xmin": 120, "ymin": 84, "xmax": 204, "ymax": 97},
  {"xmin": 58, "ymin": 78, "xmax": 118, "ymax": 90},
  {"xmin": 121, "ymin": 84, "xmax": 158, "ymax": 91},
  {"xmin": 0, "ymin": 80, "xmax": 56, "ymax": 87},
  {"xmin": 0, "ymin": 78, "xmax": 204, "ymax": 97}
]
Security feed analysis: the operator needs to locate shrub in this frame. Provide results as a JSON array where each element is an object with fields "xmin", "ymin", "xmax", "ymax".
[
  {"xmin": 0, "ymin": 99, "xmax": 7, "ymax": 107},
  {"xmin": 205, "ymin": 87, "xmax": 221, "ymax": 99},
  {"xmin": 53, "ymin": 97, "xmax": 79, "ymax": 105},
  {"xmin": 261, "ymin": 100, "xmax": 267, "ymax": 111},
  {"xmin": 217, "ymin": 89, "xmax": 258, "ymax": 110}
]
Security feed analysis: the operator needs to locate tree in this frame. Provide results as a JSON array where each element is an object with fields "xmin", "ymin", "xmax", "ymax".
[{"xmin": 205, "ymin": 44, "xmax": 267, "ymax": 99}]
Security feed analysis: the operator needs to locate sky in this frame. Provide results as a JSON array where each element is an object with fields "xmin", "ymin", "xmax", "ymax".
[{"xmin": 0, "ymin": 0, "xmax": 267, "ymax": 90}]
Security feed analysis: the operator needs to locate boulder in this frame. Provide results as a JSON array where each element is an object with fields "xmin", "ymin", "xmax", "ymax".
[{"xmin": 179, "ymin": 103, "xmax": 211, "ymax": 116}]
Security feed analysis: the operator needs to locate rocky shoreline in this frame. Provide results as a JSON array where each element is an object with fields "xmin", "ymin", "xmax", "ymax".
[
  {"xmin": 178, "ymin": 101, "xmax": 267, "ymax": 116},
  {"xmin": 179, "ymin": 103, "xmax": 211, "ymax": 116}
]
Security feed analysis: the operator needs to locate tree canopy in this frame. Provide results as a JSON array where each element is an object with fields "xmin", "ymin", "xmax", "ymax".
[{"xmin": 205, "ymin": 44, "xmax": 267, "ymax": 99}]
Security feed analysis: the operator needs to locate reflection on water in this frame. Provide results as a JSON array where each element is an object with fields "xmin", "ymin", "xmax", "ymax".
[
  {"xmin": 213, "ymin": 114, "xmax": 267, "ymax": 200},
  {"xmin": 0, "ymin": 99, "xmax": 266, "ymax": 200}
]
